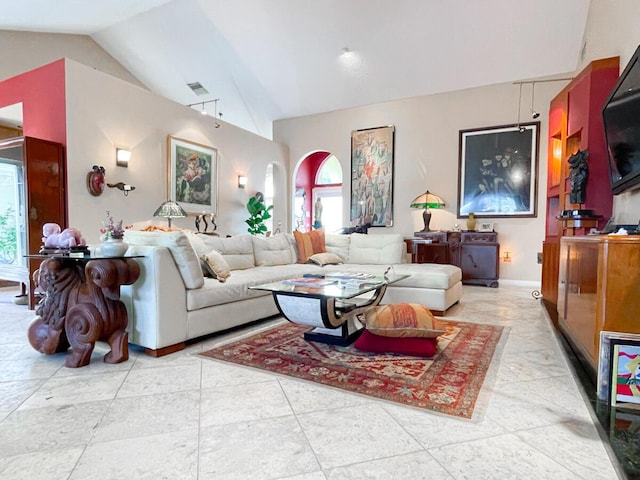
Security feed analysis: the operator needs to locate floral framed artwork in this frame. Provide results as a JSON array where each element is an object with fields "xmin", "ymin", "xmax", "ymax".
[
  {"xmin": 350, "ymin": 125, "xmax": 395, "ymax": 227},
  {"xmin": 458, "ymin": 122, "xmax": 539, "ymax": 218},
  {"xmin": 167, "ymin": 136, "xmax": 218, "ymax": 214}
]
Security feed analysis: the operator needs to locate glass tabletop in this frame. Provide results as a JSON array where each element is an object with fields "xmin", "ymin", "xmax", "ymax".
[
  {"xmin": 250, "ymin": 273, "xmax": 409, "ymax": 300},
  {"xmin": 25, "ymin": 254, "xmax": 144, "ymax": 260}
]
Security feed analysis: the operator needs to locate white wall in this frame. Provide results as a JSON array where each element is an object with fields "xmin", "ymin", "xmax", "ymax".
[
  {"xmin": 64, "ymin": 59, "xmax": 289, "ymax": 243},
  {"xmin": 274, "ymin": 81, "xmax": 564, "ymax": 282},
  {"xmin": 273, "ymin": 1, "xmax": 640, "ymax": 282},
  {"xmin": 0, "ymin": 30, "xmax": 143, "ymax": 88},
  {"xmin": 581, "ymin": 0, "xmax": 640, "ymax": 224}
]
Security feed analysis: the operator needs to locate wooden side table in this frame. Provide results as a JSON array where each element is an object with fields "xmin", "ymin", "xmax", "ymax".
[
  {"xmin": 405, "ymin": 231, "xmax": 500, "ymax": 287},
  {"xmin": 26, "ymin": 254, "xmax": 141, "ymax": 368}
]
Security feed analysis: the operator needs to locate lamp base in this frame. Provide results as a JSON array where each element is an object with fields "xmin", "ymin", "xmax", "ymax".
[{"xmin": 420, "ymin": 210, "xmax": 432, "ymax": 232}]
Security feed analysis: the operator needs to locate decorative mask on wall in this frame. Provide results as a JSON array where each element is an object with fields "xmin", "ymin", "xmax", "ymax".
[{"xmin": 87, "ymin": 165, "xmax": 106, "ymax": 196}]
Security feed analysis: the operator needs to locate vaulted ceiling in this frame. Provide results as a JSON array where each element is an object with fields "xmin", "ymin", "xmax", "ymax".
[{"xmin": 2, "ymin": 0, "xmax": 591, "ymax": 137}]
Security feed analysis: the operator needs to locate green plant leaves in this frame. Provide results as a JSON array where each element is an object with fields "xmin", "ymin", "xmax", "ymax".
[{"xmin": 246, "ymin": 197, "xmax": 273, "ymax": 235}]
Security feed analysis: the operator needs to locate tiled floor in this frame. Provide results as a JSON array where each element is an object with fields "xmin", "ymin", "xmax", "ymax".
[{"xmin": 0, "ymin": 284, "xmax": 622, "ymax": 479}]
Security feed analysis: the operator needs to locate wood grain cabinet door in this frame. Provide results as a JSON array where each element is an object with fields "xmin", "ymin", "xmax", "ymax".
[{"xmin": 460, "ymin": 243, "xmax": 499, "ymax": 287}]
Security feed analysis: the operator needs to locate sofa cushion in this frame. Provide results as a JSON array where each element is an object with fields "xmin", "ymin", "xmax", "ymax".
[
  {"xmin": 388, "ymin": 263, "xmax": 462, "ymax": 289},
  {"xmin": 293, "ymin": 229, "xmax": 326, "ymax": 263},
  {"xmin": 307, "ymin": 252, "xmax": 344, "ymax": 266},
  {"xmin": 124, "ymin": 230, "xmax": 204, "ymax": 289},
  {"xmin": 348, "ymin": 233, "xmax": 403, "ymax": 264},
  {"xmin": 186, "ymin": 263, "xmax": 324, "ymax": 311},
  {"xmin": 199, "ymin": 234, "xmax": 255, "ymax": 270},
  {"xmin": 251, "ymin": 234, "xmax": 297, "ymax": 266},
  {"xmin": 354, "ymin": 330, "xmax": 438, "ymax": 357},
  {"xmin": 325, "ymin": 233, "xmax": 350, "ymax": 262},
  {"xmin": 363, "ymin": 303, "xmax": 445, "ymax": 338},
  {"xmin": 201, "ymin": 250, "xmax": 231, "ymax": 282}
]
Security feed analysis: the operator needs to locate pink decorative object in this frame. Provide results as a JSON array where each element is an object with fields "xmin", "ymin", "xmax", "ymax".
[{"xmin": 42, "ymin": 223, "xmax": 87, "ymax": 248}]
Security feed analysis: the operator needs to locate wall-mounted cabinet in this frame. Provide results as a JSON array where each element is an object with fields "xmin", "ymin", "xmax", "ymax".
[{"xmin": 541, "ymin": 57, "xmax": 619, "ymax": 308}]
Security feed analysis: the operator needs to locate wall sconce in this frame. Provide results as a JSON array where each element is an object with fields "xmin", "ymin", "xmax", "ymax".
[
  {"xmin": 116, "ymin": 148, "xmax": 131, "ymax": 167},
  {"xmin": 502, "ymin": 251, "xmax": 512, "ymax": 263},
  {"xmin": 238, "ymin": 175, "xmax": 248, "ymax": 189},
  {"xmin": 107, "ymin": 182, "xmax": 136, "ymax": 196}
]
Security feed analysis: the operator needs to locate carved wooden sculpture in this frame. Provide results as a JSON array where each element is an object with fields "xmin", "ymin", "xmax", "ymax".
[{"xmin": 28, "ymin": 257, "xmax": 140, "ymax": 368}]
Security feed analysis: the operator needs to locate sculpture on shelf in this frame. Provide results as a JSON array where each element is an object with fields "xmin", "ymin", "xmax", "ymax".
[
  {"xmin": 568, "ymin": 149, "xmax": 589, "ymax": 205},
  {"xmin": 42, "ymin": 223, "xmax": 87, "ymax": 248},
  {"xmin": 195, "ymin": 213, "xmax": 217, "ymax": 233},
  {"xmin": 313, "ymin": 197, "xmax": 323, "ymax": 229}
]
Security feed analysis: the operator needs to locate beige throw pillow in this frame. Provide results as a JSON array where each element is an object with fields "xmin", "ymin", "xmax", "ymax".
[
  {"xmin": 307, "ymin": 252, "xmax": 344, "ymax": 266},
  {"xmin": 201, "ymin": 250, "xmax": 231, "ymax": 283}
]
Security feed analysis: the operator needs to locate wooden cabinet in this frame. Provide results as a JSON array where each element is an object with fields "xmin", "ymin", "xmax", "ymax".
[
  {"xmin": 405, "ymin": 231, "xmax": 499, "ymax": 287},
  {"xmin": 0, "ymin": 137, "xmax": 66, "ymax": 307},
  {"xmin": 558, "ymin": 236, "xmax": 640, "ymax": 376},
  {"xmin": 541, "ymin": 57, "xmax": 619, "ymax": 308}
]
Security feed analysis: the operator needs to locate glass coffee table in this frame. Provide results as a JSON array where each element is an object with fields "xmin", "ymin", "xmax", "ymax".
[{"xmin": 250, "ymin": 272, "xmax": 408, "ymax": 346}]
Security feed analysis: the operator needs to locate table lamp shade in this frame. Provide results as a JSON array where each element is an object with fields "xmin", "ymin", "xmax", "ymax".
[
  {"xmin": 153, "ymin": 200, "xmax": 187, "ymax": 228},
  {"xmin": 410, "ymin": 191, "xmax": 445, "ymax": 232}
]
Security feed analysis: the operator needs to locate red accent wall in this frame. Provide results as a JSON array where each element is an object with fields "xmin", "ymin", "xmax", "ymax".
[{"xmin": 0, "ymin": 59, "xmax": 66, "ymax": 146}]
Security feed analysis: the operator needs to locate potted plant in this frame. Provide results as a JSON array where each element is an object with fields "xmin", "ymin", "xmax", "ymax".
[
  {"xmin": 245, "ymin": 193, "xmax": 273, "ymax": 235},
  {"xmin": 99, "ymin": 211, "xmax": 128, "ymax": 256}
]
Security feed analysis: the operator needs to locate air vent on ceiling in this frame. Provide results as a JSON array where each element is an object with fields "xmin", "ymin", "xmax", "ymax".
[{"xmin": 187, "ymin": 82, "xmax": 209, "ymax": 96}]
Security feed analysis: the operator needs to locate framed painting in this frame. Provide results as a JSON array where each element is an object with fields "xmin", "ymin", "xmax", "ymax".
[
  {"xmin": 477, "ymin": 221, "xmax": 494, "ymax": 232},
  {"xmin": 167, "ymin": 136, "xmax": 218, "ymax": 214},
  {"xmin": 457, "ymin": 122, "xmax": 539, "ymax": 218},
  {"xmin": 350, "ymin": 125, "xmax": 395, "ymax": 227},
  {"xmin": 610, "ymin": 339, "xmax": 640, "ymax": 408},
  {"xmin": 598, "ymin": 331, "xmax": 640, "ymax": 403}
]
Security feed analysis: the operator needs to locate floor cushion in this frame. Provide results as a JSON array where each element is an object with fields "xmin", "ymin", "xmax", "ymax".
[
  {"xmin": 354, "ymin": 330, "xmax": 438, "ymax": 357},
  {"xmin": 363, "ymin": 303, "xmax": 445, "ymax": 338}
]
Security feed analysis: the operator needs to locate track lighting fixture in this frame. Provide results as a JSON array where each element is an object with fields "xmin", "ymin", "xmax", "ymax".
[
  {"xmin": 187, "ymin": 99, "xmax": 222, "ymax": 128},
  {"xmin": 516, "ymin": 82, "xmax": 524, "ymax": 132},
  {"xmin": 530, "ymin": 83, "xmax": 540, "ymax": 119},
  {"xmin": 513, "ymin": 77, "xmax": 574, "ymax": 128}
]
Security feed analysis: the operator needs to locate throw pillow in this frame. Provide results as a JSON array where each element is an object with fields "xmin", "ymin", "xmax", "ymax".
[
  {"xmin": 293, "ymin": 229, "xmax": 326, "ymax": 263},
  {"xmin": 354, "ymin": 330, "xmax": 438, "ymax": 357},
  {"xmin": 307, "ymin": 252, "xmax": 344, "ymax": 266},
  {"xmin": 201, "ymin": 250, "xmax": 231, "ymax": 282},
  {"xmin": 363, "ymin": 303, "xmax": 445, "ymax": 338}
]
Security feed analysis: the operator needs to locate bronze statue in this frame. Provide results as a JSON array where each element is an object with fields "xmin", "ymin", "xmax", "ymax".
[{"xmin": 568, "ymin": 149, "xmax": 589, "ymax": 205}]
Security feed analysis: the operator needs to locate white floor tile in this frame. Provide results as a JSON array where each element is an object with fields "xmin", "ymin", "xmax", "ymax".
[{"xmin": 0, "ymin": 285, "xmax": 621, "ymax": 479}]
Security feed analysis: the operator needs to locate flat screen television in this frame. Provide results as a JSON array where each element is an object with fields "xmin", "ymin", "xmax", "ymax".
[{"xmin": 602, "ymin": 44, "xmax": 640, "ymax": 194}]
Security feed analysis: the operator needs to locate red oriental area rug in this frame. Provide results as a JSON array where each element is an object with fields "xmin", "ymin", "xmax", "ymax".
[{"xmin": 200, "ymin": 319, "xmax": 506, "ymax": 420}]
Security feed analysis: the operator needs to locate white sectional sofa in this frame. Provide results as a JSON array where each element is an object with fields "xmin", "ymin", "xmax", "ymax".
[{"xmin": 121, "ymin": 230, "xmax": 462, "ymax": 356}]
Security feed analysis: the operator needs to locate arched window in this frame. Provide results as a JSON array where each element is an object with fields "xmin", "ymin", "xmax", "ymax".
[
  {"xmin": 313, "ymin": 155, "xmax": 343, "ymax": 232},
  {"xmin": 316, "ymin": 155, "xmax": 342, "ymax": 184}
]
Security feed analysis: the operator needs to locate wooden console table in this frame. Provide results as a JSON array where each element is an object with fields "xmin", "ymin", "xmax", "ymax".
[
  {"xmin": 558, "ymin": 235, "xmax": 640, "ymax": 377},
  {"xmin": 26, "ymin": 254, "xmax": 141, "ymax": 368},
  {"xmin": 405, "ymin": 231, "xmax": 500, "ymax": 287}
]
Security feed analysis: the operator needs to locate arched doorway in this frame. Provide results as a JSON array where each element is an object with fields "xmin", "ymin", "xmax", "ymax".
[{"xmin": 293, "ymin": 151, "xmax": 343, "ymax": 232}]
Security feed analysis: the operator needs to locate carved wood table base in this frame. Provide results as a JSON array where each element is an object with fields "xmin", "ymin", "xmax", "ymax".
[{"xmin": 27, "ymin": 256, "xmax": 140, "ymax": 368}]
